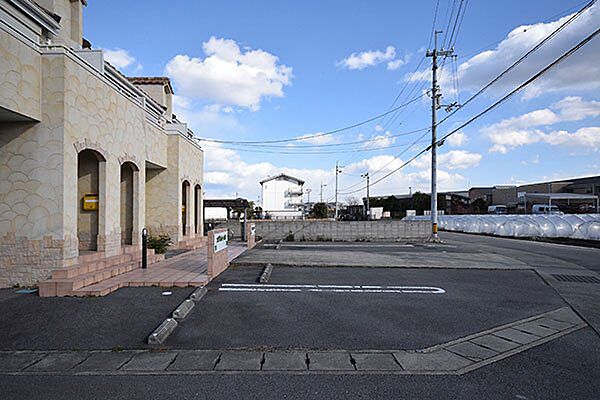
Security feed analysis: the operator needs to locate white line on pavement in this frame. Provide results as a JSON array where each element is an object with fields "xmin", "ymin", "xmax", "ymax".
[{"xmin": 218, "ymin": 283, "xmax": 445, "ymax": 294}]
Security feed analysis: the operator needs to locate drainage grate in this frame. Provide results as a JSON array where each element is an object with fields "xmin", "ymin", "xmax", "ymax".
[{"xmin": 552, "ymin": 274, "xmax": 600, "ymax": 284}]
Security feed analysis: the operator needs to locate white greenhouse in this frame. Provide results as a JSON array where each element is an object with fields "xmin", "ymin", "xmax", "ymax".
[{"xmin": 404, "ymin": 214, "xmax": 600, "ymax": 241}]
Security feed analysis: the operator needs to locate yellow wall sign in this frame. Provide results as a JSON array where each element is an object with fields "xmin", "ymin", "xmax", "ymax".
[{"xmin": 83, "ymin": 194, "xmax": 99, "ymax": 211}]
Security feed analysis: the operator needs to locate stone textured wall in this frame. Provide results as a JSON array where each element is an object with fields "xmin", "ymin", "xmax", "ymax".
[
  {"xmin": 217, "ymin": 220, "xmax": 430, "ymax": 242},
  {"xmin": 0, "ymin": 28, "xmax": 42, "ymax": 121},
  {"xmin": 0, "ymin": 27, "xmax": 204, "ymax": 286}
]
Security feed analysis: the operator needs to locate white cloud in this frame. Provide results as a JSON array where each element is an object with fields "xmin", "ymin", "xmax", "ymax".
[
  {"xmin": 294, "ymin": 133, "xmax": 339, "ymax": 145},
  {"xmin": 338, "ymin": 46, "xmax": 396, "ymax": 70},
  {"xmin": 166, "ymin": 37, "xmax": 293, "ymax": 111},
  {"xmin": 173, "ymin": 97, "xmax": 242, "ymax": 136},
  {"xmin": 446, "ymin": 131, "xmax": 467, "ymax": 147},
  {"xmin": 484, "ymin": 96, "xmax": 600, "ymax": 152},
  {"xmin": 387, "ymin": 59, "xmax": 405, "ymax": 71},
  {"xmin": 543, "ymin": 127, "xmax": 600, "ymax": 147},
  {"xmin": 363, "ymin": 131, "xmax": 397, "ymax": 149},
  {"xmin": 199, "ymin": 141, "xmax": 335, "ymax": 200},
  {"xmin": 103, "ymin": 48, "xmax": 135, "ymax": 69},
  {"xmin": 412, "ymin": 150, "xmax": 483, "ymax": 170},
  {"xmin": 406, "ymin": 4, "xmax": 600, "ymax": 98},
  {"xmin": 345, "ymin": 155, "xmax": 404, "ymax": 174}
]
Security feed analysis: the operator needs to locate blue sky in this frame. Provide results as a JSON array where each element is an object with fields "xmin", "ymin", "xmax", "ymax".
[{"xmin": 83, "ymin": 0, "xmax": 600, "ymax": 202}]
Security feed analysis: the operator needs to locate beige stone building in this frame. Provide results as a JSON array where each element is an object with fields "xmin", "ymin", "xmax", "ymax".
[{"xmin": 0, "ymin": 0, "xmax": 205, "ymax": 288}]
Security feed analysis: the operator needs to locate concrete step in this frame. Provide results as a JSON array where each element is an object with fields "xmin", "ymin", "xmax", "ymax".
[
  {"xmin": 39, "ymin": 253, "xmax": 164, "ymax": 297},
  {"xmin": 39, "ymin": 261, "xmax": 140, "ymax": 297},
  {"xmin": 71, "ymin": 270, "xmax": 209, "ymax": 297},
  {"xmin": 52, "ymin": 253, "xmax": 135, "ymax": 279}
]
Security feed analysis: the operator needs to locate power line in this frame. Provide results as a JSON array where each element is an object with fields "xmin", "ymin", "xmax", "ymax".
[
  {"xmin": 436, "ymin": 0, "xmax": 596, "ymax": 128},
  {"xmin": 197, "ymin": 93, "xmax": 425, "ymax": 145},
  {"xmin": 203, "ymin": 138, "xmax": 430, "ymax": 155},
  {"xmin": 199, "ymin": 127, "xmax": 429, "ymax": 149},
  {"xmin": 341, "ymin": 25, "xmax": 600, "ymax": 195}
]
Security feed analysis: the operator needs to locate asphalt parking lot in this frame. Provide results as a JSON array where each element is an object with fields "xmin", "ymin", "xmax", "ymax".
[
  {"xmin": 167, "ymin": 264, "xmax": 565, "ymax": 350},
  {"xmin": 0, "ymin": 287, "xmax": 193, "ymax": 350},
  {"xmin": 1, "ymin": 232, "xmax": 599, "ymax": 399}
]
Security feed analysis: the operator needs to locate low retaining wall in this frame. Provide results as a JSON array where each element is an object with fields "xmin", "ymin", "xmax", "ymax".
[{"xmin": 216, "ymin": 220, "xmax": 429, "ymax": 242}]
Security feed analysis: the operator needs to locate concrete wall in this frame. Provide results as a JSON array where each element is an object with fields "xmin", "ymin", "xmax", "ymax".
[
  {"xmin": 0, "ymin": 25, "xmax": 42, "ymax": 121},
  {"xmin": 216, "ymin": 220, "xmax": 430, "ymax": 242}
]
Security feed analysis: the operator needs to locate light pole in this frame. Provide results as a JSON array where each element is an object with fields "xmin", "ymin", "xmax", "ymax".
[
  {"xmin": 320, "ymin": 183, "xmax": 327, "ymax": 203},
  {"xmin": 334, "ymin": 161, "xmax": 343, "ymax": 220},
  {"xmin": 361, "ymin": 173, "xmax": 370, "ymax": 220}
]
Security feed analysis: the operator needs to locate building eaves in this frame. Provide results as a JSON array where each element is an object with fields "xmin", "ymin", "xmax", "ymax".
[
  {"xmin": 260, "ymin": 173, "xmax": 305, "ymax": 185},
  {"xmin": 127, "ymin": 77, "xmax": 175, "ymax": 94},
  {"xmin": 8, "ymin": 0, "xmax": 61, "ymax": 34}
]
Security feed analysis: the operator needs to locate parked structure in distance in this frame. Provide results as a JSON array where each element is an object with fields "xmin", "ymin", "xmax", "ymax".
[{"xmin": 260, "ymin": 174, "xmax": 304, "ymax": 219}]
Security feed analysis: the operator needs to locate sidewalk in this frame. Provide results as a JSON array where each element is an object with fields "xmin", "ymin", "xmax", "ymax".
[{"xmin": 81, "ymin": 242, "xmax": 249, "ymax": 294}]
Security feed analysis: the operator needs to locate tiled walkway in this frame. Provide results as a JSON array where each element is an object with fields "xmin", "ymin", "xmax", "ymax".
[{"xmin": 79, "ymin": 242, "xmax": 248, "ymax": 294}]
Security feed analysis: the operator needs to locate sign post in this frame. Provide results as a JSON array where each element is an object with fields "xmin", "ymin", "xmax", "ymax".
[
  {"xmin": 141, "ymin": 228, "xmax": 148, "ymax": 269},
  {"xmin": 207, "ymin": 229, "xmax": 229, "ymax": 278}
]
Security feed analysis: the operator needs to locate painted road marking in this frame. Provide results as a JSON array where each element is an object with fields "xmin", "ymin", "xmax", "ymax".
[{"xmin": 219, "ymin": 283, "xmax": 445, "ymax": 294}]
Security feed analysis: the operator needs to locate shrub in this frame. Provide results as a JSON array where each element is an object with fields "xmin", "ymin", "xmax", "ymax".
[
  {"xmin": 147, "ymin": 234, "xmax": 172, "ymax": 254},
  {"xmin": 284, "ymin": 232, "xmax": 295, "ymax": 242}
]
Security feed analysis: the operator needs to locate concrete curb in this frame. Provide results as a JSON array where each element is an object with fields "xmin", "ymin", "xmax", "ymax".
[
  {"xmin": 172, "ymin": 299, "xmax": 195, "ymax": 320},
  {"xmin": 259, "ymin": 264, "xmax": 273, "ymax": 283},
  {"xmin": 147, "ymin": 318, "xmax": 178, "ymax": 345},
  {"xmin": 189, "ymin": 286, "xmax": 207, "ymax": 302}
]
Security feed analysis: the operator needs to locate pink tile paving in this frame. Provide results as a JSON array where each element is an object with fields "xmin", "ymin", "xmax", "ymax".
[{"xmin": 80, "ymin": 241, "xmax": 249, "ymax": 292}]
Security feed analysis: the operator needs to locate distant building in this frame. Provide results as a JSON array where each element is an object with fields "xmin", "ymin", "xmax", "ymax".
[
  {"xmin": 467, "ymin": 175, "xmax": 600, "ymax": 213},
  {"xmin": 365, "ymin": 192, "xmax": 470, "ymax": 219},
  {"xmin": 260, "ymin": 174, "xmax": 304, "ymax": 219}
]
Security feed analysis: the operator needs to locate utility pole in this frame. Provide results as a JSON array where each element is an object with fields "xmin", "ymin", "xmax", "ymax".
[
  {"xmin": 320, "ymin": 183, "xmax": 327, "ymax": 203},
  {"xmin": 305, "ymin": 188, "xmax": 312, "ymax": 216},
  {"xmin": 426, "ymin": 30, "xmax": 454, "ymax": 242},
  {"xmin": 361, "ymin": 173, "xmax": 370, "ymax": 220},
  {"xmin": 334, "ymin": 161, "xmax": 343, "ymax": 220}
]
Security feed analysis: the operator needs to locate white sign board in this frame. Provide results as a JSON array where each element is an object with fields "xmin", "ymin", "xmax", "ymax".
[
  {"xmin": 213, "ymin": 231, "xmax": 228, "ymax": 253},
  {"xmin": 250, "ymin": 224, "xmax": 256, "ymax": 236},
  {"xmin": 406, "ymin": 210, "xmax": 416, "ymax": 217}
]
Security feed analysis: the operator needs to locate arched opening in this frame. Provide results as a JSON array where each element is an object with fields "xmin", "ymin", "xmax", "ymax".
[
  {"xmin": 77, "ymin": 149, "xmax": 104, "ymax": 251},
  {"xmin": 194, "ymin": 184, "xmax": 201, "ymax": 235},
  {"xmin": 182, "ymin": 180, "xmax": 190, "ymax": 236},
  {"xmin": 120, "ymin": 162, "xmax": 137, "ymax": 245}
]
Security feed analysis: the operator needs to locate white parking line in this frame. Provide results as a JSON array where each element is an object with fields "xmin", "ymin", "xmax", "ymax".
[{"xmin": 218, "ymin": 283, "xmax": 445, "ymax": 294}]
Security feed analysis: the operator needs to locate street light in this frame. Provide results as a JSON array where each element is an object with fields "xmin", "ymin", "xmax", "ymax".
[{"xmin": 361, "ymin": 173, "xmax": 370, "ymax": 220}]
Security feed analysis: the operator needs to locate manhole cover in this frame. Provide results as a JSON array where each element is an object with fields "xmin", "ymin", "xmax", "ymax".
[{"xmin": 552, "ymin": 274, "xmax": 600, "ymax": 284}]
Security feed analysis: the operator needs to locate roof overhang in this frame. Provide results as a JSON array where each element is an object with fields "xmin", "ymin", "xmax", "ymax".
[
  {"xmin": 7, "ymin": 0, "xmax": 61, "ymax": 35},
  {"xmin": 260, "ymin": 173, "xmax": 305, "ymax": 185},
  {"xmin": 524, "ymin": 193, "xmax": 598, "ymax": 201}
]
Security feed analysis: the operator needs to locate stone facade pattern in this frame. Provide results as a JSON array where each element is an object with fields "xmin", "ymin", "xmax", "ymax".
[
  {"xmin": 0, "ymin": 24, "xmax": 204, "ymax": 287},
  {"xmin": 0, "ymin": 27, "xmax": 42, "ymax": 121}
]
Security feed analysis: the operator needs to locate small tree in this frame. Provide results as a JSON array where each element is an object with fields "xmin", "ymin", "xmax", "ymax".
[
  {"xmin": 311, "ymin": 202, "xmax": 328, "ymax": 219},
  {"xmin": 345, "ymin": 196, "xmax": 360, "ymax": 206},
  {"xmin": 470, "ymin": 198, "xmax": 487, "ymax": 214}
]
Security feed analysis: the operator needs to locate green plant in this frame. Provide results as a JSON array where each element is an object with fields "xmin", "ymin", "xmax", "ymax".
[
  {"xmin": 147, "ymin": 234, "xmax": 172, "ymax": 254},
  {"xmin": 284, "ymin": 231, "xmax": 295, "ymax": 242}
]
